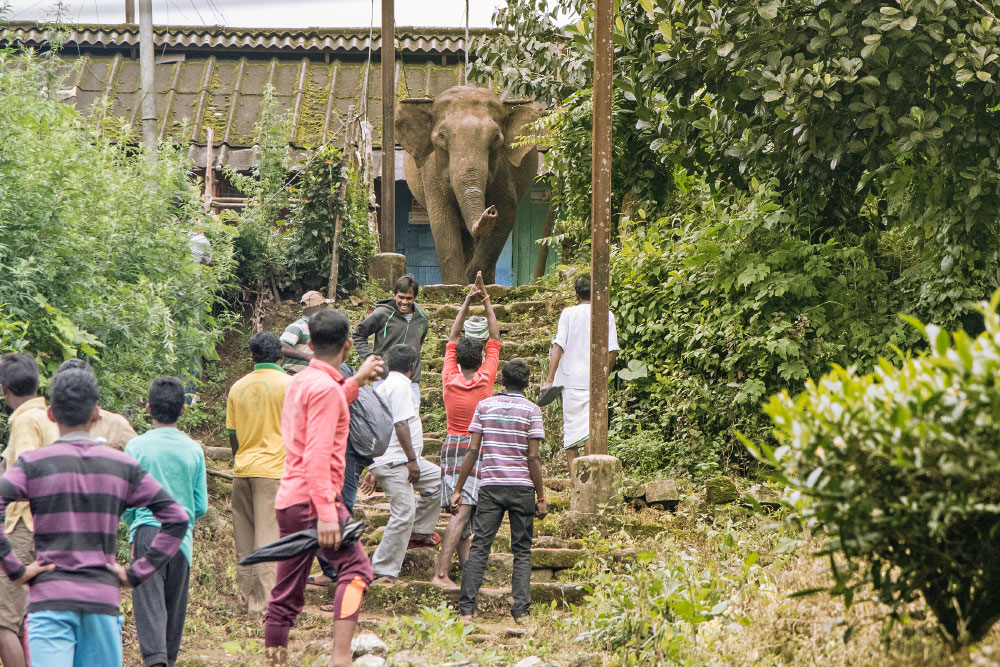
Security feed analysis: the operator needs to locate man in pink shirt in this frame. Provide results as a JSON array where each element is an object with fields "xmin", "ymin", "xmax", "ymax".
[{"xmin": 264, "ymin": 310, "xmax": 382, "ymax": 667}]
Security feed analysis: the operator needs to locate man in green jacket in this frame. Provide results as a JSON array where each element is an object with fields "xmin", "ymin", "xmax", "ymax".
[{"xmin": 352, "ymin": 274, "xmax": 430, "ymax": 406}]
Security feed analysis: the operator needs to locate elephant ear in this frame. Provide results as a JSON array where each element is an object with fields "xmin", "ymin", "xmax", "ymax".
[
  {"xmin": 395, "ymin": 99, "xmax": 434, "ymax": 168},
  {"xmin": 502, "ymin": 104, "xmax": 539, "ymax": 168}
]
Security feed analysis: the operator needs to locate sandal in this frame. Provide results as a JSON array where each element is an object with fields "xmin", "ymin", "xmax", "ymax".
[
  {"xmin": 319, "ymin": 603, "xmax": 336, "ymax": 613},
  {"xmin": 372, "ymin": 575, "xmax": 402, "ymax": 585},
  {"xmin": 407, "ymin": 533, "xmax": 442, "ymax": 549}
]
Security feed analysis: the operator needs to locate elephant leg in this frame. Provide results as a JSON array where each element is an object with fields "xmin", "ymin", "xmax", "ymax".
[
  {"xmin": 466, "ymin": 199, "xmax": 517, "ymax": 284},
  {"xmin": 424, "ymin": 188, "xmax": 469, "ymax": 285}
]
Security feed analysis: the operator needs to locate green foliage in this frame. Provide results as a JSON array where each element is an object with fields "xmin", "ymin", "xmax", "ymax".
[
  {"xmin": 609, "ymin": 175, "xmax": 911, "ymax": 476},
  {"xmin": 746, "ymin": 293, "xmax": 1000, "ymax": 645},
  {"xmin": 224, "ymin": 84, "xmax": 289, "ymax": 287},
  {"xmin": 282, "ymin": 144, "xmax": 376, "ymax": 297},
  {"xmin": 482, "ymin": 0, "xmax": 1000, "ymax": 480},
  {"xmin": 640, "ymin": 0, "xmax": 1000, "ymax": 327},
  {"xmin": 0, "ymin": 49, "xmax": 233, "ymax": 410},
  {"xmin": 579, "ymin": 550, "xmax": 759, "ymax": 664}
]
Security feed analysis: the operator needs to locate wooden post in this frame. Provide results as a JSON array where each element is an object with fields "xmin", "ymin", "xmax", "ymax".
[
  {"xmin": 204, "ymin": 127, "xmax": 214, "ymax": 210},
  {"xmin": 589, "ymin": 0, "xmax": 613, "ymax": 456},
  {"xmin": 125, "ymin": 0, "xmax": 135, "ymax": 23},
  {"xmin": 533, "ymin": 191, "xmax": 556, "ymax": 280},
  {"xmin": 329, "ymin": 106, "xmax": 357, "ymax": 299},
  {"xmin": 380, "ymin": 0, "xmax": 396, "ymax": 253}
]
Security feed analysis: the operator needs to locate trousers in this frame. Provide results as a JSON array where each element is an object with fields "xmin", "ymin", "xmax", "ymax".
[
  {"xmin": 264, "ymin": 496, "xmax": 373, "ymax": 649},
  {"xmin": 232, "ymin": 477, "xmax": 280, "ymax": 613},
  {"xmin": 369, "ymin": 458, "xmax": 441, "ymax": 578},
  {"xmin": 459, "ymin": 485, "xmax": 536, "ymax": 618},
  {"xmin": 131, "ymin": 524, "xmax": 191, "ymax": 667}
]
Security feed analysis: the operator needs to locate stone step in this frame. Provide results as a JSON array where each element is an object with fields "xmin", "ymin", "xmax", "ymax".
[
  {"xmin": 306, "ymin": 579, "xmax": 585, "ymax": 614},
  {"xmin": 433, "ymin": 337, "xmax": 548, "ymax": 359},
  {"xmin": 419, "ymin": 284, "xmax": 557, "ymax": 305},
  {"xmin": 425, "ymin": 356, "xmax": 543, "ymax": 375},
  {"xmin": 421, "ymin": 301, "xmax": 554, "ymax": 323}
]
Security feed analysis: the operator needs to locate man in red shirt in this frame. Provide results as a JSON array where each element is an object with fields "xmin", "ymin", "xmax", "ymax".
[
  {"xmin": 264, "ymin": 310, "xmax": 382, "ymax": 667},
  {"xmin": 432, "ymin": 274, "xmax": 500, "ymax": 589}
]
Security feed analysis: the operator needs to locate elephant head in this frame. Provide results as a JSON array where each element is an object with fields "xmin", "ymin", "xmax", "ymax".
[{"xmin": 396, "ymin": 86, "xmax": 538, "ymax": 239}]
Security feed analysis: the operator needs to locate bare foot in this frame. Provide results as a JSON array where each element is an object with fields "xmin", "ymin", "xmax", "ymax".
[
  {"xmin": 460, "ymin": 614, "xmax": 474, "ymax": 622},
  {"xmin": 471, "ymin": 206, "xmax": 498, "ymax": 238},
  {"xmin": 431, "ymin": 574, "xmax": 460, "ymax": 590}
]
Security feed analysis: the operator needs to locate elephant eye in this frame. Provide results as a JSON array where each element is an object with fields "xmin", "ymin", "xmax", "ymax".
[
  {"xmin": 492, "ymin": 133, "xmax": 504, "ymax": 149},
  {"xmin": 436, "ymin": 131, "xmax": 447, "ymax": 145}
]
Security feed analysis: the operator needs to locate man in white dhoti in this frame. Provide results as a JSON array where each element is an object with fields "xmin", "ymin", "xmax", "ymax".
[{"xmin": 540, "ymin": 274, "xmax": 619, "ymax": 469}]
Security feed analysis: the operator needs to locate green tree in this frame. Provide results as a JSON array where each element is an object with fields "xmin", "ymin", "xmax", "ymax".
[{"xmin": 0, "ymin": 48, "xmax": 233, "ymax": 410}]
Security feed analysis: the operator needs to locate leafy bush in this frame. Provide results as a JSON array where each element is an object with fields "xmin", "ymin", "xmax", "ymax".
[
  {"xmin": 746, "ymin": 293, "xmax": 1000, "ymax": 645},
  {"xmin": 608, "ymin": 175, "xmax": 911, "ymax": 476},
  {"xmin": 579, "ymin": 550, "xmax": 758, "ymax": 664},
  {"xmin": 283, "ymin": 145, "xmax": 376, "ymax": 297},
  {"xmin": 224, "ymin": 85, "xmax": 289, "ymax": 288},
  {"xmin": 0, "ymin": 48, "xmax": 233, "ymax": 410}
]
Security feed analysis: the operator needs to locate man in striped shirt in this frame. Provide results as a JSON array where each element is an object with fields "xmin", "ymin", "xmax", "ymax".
[
  {"xmin": 0, "ymin": 369, "xmax": 189, "ymax": 666},
  {"xmin": 450, "ymin": 358, "xmax": 547, "ymax": 621}
]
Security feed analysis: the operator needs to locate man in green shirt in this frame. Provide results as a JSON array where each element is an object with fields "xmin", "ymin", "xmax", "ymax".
[{"xmin": 123, "ymin": 377, "xmax": 208, "ymax": 667}]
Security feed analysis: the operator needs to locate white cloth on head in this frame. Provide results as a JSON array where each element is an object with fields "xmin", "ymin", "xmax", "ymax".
[
  {"xmin": 371, "ymin": 371, "xmax": 423, "ymax": 468},
  {"xmin": 561, "ymin": 387, "xmax": 590, "ymax": 450},
  {"xmin": 551, "ymin": 303, "xmax": 619, "ymax": 389}
]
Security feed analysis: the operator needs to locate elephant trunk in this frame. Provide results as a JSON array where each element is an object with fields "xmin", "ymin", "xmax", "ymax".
[{"xmin": 453, "ymin": 162, "xmax": 490, "ymax": 236}]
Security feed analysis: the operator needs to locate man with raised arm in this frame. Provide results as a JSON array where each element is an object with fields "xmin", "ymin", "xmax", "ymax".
[
  {"xmin": 264, "ymin": 309, "xmax": 383, "ymax": 667},
  {"xmin": 0, "ymin": 368, "xmax": 189, "ymax": 665},
  {"xmin": 432, "ymin": 272, "xmax": 501, "ymax": 589}
]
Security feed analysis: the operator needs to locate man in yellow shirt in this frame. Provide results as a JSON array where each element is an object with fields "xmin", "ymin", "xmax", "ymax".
[
  {"xmin": 56, "ymin": 359, "xmax": 137, "ymax": 449},
  {"xmin": 0, "ymin": 353, "xmax": 58, "ymax": 667},
  {"xmin": 226, "ymin": 332, "xmax": 292, "ymax": 614}
]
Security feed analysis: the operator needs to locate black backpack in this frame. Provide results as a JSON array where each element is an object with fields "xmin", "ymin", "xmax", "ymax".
[{"xmin": 340, "ymin": 364, "xmax": 393, "ymax": 459}]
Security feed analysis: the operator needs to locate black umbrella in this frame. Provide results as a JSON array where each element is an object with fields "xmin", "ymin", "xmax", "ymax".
[{"xmin": 238, "ymin": 519, "xmax": 366, "ymax": 566}]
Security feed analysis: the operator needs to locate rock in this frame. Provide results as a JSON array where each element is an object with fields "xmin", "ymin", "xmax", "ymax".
[
  {"xmin": 366, "ymin": 512, "xmax": 390, "ymax": 529},
  {"xmin": 398, "ymin": 547, "xmax": 439, "ymax": 580},
  {"xmin": 353, "ymin": 506, "xmax": 367, "ymax": 521},
  {"xmin": 354, "ymin": 657, "xmax": 387, "ymax": 667},
  {"xmin": 643, "ymin": 479, "xmax": 679, "ymax": 504},
  {"xmin": 421, "ymin": 388, "xmax": 443, "ymax": 408},
  {"xmin": 514, "ymin": 658, "xmax": 545, "ymax": 667},
  {"xmin": 544, "ymin": 478, "xmax": 571, "ymax": 492},
  {"xmin": 420, "ymin": 284, "xmax": 468, "ymax": 303},
  {"xmin": 705, "ymin": 476, "xmax": 739, "ymax": 504},
  {"xmin": 533, "ymin": 536, "xmax": 569, "ymax": 549},
  {"xmin": 620, "ymin": 477, "xmax": 644, "ymax": 499},
  {"xmin": 503, "ymin": 627, "xmax": 529, "ymax": 638},
  {"xmin": 570, "ymin": 455, "xmax": 623, "ymax": 514},
  {"xmin": 483, "ymin": 552, "xmax": 514, "ymax": 586},
  {"xmin": 369, "ymin": 253, "xmax": 407, "ymax": 293},
  {"xmin": 531, "ymin": 568, "xmax": 554, "ymax": 582},
  {"xmin": 531, "ymin": 548, "xmax": 584, "ymax": 570},
  {"xmin": 388, "ymin": 650, "xmax": 429, "ymax": 667},
  {"xmin": 351, "ymin": 633, "xmax": 388, "ymax": 658},
  {"xmin": 572, "ymin": 655, "xmax": 602, "ymax": 667},
  {"xmin": 554, "ymin": 511, "xmax": 601, "ymax": 538}
]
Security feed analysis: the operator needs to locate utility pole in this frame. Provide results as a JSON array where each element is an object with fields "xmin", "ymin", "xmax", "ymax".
[
  {"xmin": 464, "ymin": 0, "xmax": 470, "ymax": 84},
  {"xmin": 380, "ymin": 0, "xmax": 396, "ymax": 253},
  {"xmin": 138, "ymin": 0, "xmax": 157, "ymax": 157},
  {"xmin": 589, "ymin": 0, "xmax": 613, "ymax": 456},
  {"xmin": 125, "ymin": 0, "xmax": 135, "ymax": 23}
]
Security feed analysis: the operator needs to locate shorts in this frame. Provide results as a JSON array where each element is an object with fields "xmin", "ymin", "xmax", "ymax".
[
  {"xmin": 440, "ymin": 434, "xmax": 480, "ymax": 507},
  {"xmin": 26, "ymin": 610, "xmax": 123, "ymax": 667},
  {"xmin": 0, "ymin": 520, "xmax": 35, "ymax": 634}
]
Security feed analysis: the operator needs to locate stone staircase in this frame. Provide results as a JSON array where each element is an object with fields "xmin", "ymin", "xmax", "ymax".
[{"xmin": 308, "ymin": 283, "xmax": 590, "ymax": 615}]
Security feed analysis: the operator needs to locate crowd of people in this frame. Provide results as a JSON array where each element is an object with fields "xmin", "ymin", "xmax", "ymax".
[{"xmin": 0, "ymin": 271, "xmax": 614, "ymax": 666}]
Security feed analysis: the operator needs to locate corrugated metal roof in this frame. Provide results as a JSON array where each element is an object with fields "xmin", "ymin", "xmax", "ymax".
[
  {"xmin": 53, "ymin": 52, "xmax": 468, "ymax": 169},
  {"xmin": 0, "ymin": 21, "xmax": 499, "ymax": 56}
]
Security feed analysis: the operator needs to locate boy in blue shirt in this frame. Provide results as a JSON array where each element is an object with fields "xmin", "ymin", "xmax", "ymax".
[{"xmin": 123, "ymin": 377, "xmax": 208, "ymax": 667}]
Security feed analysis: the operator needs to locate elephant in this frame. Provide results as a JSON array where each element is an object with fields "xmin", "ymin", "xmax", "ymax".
[{"xmin": 395, "ymin": 85, "xmax": 540, "ymax": 284}]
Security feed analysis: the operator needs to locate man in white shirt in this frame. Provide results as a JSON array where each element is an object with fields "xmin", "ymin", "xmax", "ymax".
[
  {"xmin": 362, "ymin": 344, "xmax": 441, "ymax": 584},
  {"xmin": 540, "ymin": 274, "xmax": 619, "ymax": 469}
]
